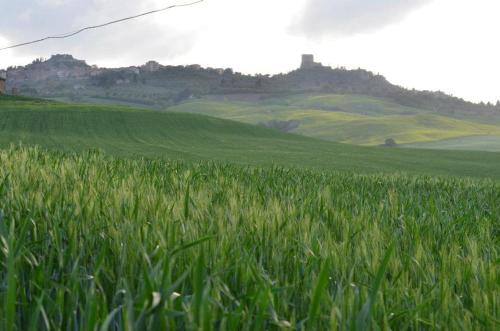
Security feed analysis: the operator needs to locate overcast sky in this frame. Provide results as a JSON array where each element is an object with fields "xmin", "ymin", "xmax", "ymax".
[{"xmin": 0, "ymin": 0, "xmax": 499, "ymax": 103}]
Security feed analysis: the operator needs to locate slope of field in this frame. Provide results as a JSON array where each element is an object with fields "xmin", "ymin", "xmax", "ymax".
[
  {"xmin": 1, "ymin": 146, "xmax": 498, "ymax": 330},
  {"xmin": 167, "ymin": 94, "xmax": 500, "ymax": 148},
  {"xmin": 2, "ymin": 96, "xmax": 500, "ymax": 179},
  {"xmin": 407, "ymin": 135, "xmax": 500, "ymax": 152}
]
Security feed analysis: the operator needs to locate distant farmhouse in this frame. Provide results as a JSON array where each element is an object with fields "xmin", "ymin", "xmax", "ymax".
[
  {"xmin": 0, "ymin": 70, "xmax": 6, "ymax": 94},
  {"xmin": 301, "ymin": 54, "xmax": 323, "ymax": 69}
]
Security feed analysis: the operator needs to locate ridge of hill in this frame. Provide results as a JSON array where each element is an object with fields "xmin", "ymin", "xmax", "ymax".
[
  {"xmin": 1, "ymin": 95, "xmax": 500, "ymax": 179},
  {"xmin": 5, "ymin": 54, "xmax": 500, "ymax": 115},
  {"xmin": 167, "ymin": 94, "xmax": 500, "ymax": 148}
]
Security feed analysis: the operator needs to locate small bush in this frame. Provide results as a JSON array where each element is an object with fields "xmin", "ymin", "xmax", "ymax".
[{"xmin": 384, "ymin": 138, "xmax": 397, "ymax": 147}]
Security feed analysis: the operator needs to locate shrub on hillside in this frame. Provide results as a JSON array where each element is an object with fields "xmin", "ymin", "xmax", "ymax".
[{"xmin": 383, "ymin": 138, "xmax": 397, "ymax": 147}]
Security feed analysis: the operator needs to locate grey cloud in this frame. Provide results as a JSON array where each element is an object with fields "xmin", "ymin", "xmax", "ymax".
[
  {"xmin": 292, "ymin": 0, "xmax": 433, "ymax": 37},
  {"xmin": 0, "ymin": 0, "xmax": 197, "ymax": 63}
]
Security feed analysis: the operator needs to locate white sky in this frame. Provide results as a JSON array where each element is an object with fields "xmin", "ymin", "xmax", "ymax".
[{"xmin": 0, "ymin": 0, "xmax": 499, "ymax": 103}]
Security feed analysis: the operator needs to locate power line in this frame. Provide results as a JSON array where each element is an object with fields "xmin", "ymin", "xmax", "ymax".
[{"xmin": 0, "ymin": 0, "xmax": 204, "ymax": 52}]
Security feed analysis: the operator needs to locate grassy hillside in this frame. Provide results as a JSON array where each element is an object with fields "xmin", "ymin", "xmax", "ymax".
[
  {"xmin": 407, "ymin": 135, "xmax": 500, "ymax": 152},
  {"xmin": 2, "ymin": 96, "xmax": 500, "ymax": 179},
  {"xmin": 1, "ymin": 146, "xmax": 498, "ymax": 330},
  {"xmin": 167, "ymin": 94, "xmax": 500, "ymax": 148}
]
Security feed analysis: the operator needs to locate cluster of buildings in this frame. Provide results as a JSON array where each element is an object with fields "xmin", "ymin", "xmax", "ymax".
[
  {"xmin": 0, "ymin": 70, "xmax": 6, "ymax": 94},
  {"xmin": 141, "ymin": 60, "xmax": 222, "ymax": 74},
  {"xmin": 0, "ymin": 54, "xmax": 327, "ymax": 97},
  {"xmin": 0, "ymin": 70, "xmax": 19, "ymax": 96}
]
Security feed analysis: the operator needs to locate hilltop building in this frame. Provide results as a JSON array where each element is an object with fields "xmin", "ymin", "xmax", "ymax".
[
  {"xmin": 142, "ymin": 60, "xmax": 161, "ymax": 72},
  {"xmin": 301, "ymin": 54, "xmax": 323, "ymax": 69},
  {"xmin": 0, "ymin": 70, "xmax": 6, "ymax": 94}
]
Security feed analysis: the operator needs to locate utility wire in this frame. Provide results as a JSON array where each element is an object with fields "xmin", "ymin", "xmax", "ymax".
[{"xmin": 0, "ymin": 0, "xmax": 204, "ymax": 51}]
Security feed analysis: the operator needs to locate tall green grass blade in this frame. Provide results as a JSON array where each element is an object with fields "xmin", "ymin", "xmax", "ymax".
[
  {"xmin": 4, "ymin": 221, "xmax": 17, "ymax": 331},
  {"xmin": 356, "ymin": 242, "xmax": 395, "ymax": 330},
  {"xmin": 169, "ymin": 236, "xmax": 214, "ymax": 257},
  {"xmin": 99, "ymin": 306, "xmax": 123, "ymax": 331},
  {"xmin": 307, "ymin": 260, "xmax": 331, "ymax": 326}
]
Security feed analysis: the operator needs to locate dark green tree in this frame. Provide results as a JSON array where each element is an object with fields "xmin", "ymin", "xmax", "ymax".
[{"xmin": 384, "ymin": 138, "xmax": 397, "ymax": 147}]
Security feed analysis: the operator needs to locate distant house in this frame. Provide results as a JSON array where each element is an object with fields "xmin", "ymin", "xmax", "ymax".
[{"xmin": 0, "ymin": 70, "xmax": 6, "ymax": 94}]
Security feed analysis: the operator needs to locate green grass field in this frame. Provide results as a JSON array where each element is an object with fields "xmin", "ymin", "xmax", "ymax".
[
  {"xmin": 167, "ymin": 94, "xmax": 500, "ymax": 148},
  {"xmin": 0, "ymin": 146, "xmax": 498, "ymax": 330},
  {"xmin": 2, "ymin": 96, "xmax": 500, "ymax": 179},
  {"xmin": 407, "ymin": 135, "xmax": 500, "ymax": 152},
  {"xmin": 0, "ymin": 96, "xmax": 499, "ymax": 330}
]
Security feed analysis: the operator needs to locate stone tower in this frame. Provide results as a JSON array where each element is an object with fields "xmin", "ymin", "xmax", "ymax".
[
  {"xmin": 301, "ymin": 54, "xmax": 314, "ymax": 69},
  {"xmin": 301, "ymin": 54, "xmax": 322, "ymax": 69}
]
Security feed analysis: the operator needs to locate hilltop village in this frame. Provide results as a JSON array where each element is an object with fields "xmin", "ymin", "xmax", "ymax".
[{"xmin": 2, "ymin": 54, "xmax": 499, "ymax": 115}]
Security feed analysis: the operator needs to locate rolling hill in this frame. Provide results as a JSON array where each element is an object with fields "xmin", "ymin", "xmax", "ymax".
[
  {"xmin": 7, "ymin": 54, "xmax": 500, "ymax": 118},
  {"xmin": 167, "ymin": 93, "xmax": 500, "ymax": 148},
  {"xmin": 1, "ymin": 95, "xmax": 500, "ymax": 179},
  {"xmin": 5, "ymin": 55, "xmax": 500, "ymax": 152}
]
